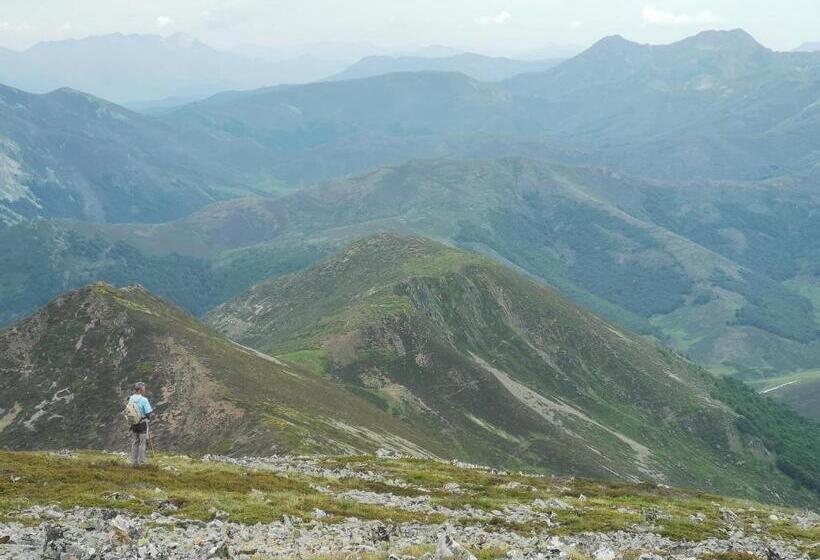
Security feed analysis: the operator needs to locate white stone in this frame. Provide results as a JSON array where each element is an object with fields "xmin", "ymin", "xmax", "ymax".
[{"xmin": 594, "ymin": 546, "xmax": 617, "ymax": 560}]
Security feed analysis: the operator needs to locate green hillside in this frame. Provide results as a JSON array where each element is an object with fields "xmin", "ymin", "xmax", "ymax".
[
  {"xmin": 207, "ymin": 234, "xmax": 819, "ymax": 506},
  {"xmin": 0, "ymin": 220, "xmax": 326, "ymax": 326},
  {"xmin": 0, "ymin": 282, "xmax": 446, "ymax": 457}
]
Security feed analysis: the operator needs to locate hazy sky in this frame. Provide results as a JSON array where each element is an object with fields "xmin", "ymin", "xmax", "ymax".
[{"xmin": 1, "ymin": 0, "xmax": 817, "ymax": 53}]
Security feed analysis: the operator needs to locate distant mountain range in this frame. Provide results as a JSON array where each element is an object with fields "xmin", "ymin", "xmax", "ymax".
[
  {"xmin": 327, "ymin": 53, "xmax": 563, "ymax": 82},
  {"xmin": 0, "ymin": 33, "xmax": 350, "ymax": 103},
  {"xmin": 159, "ymin": 29, "xmax": 820, "ymax": 183},
  {"xmin": 2, "ymin": 237, "xmax": 816, "ymax": 504},
  {"xmin": 503, "ymin": 29, "xmax": 820, "ymax": 178},
  {"xmin": 0, "ymin": 33, "xmax": 571, "ymax": 105},
  {"xmin": 5, "ymin": 28, "xmax": 819, "ymax": 225}
]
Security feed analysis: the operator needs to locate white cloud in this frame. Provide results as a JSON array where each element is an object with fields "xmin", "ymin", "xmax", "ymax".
[
  {"xmin": 569, "ymin": 20, "xmax": 583, "ymax": 29},
  {"xmin": 0, "ymin": 21, "xmax": 33, "ymax": 32},
  {"xmin": 477, "ymin": 10, "xmax": 511, "ymax": 26},
  {"xmin": 642, "ymin": 5, "xmax": 720, "ymax": 26},
  {"xmin": 58, "ymin": 22, "xmax": 72, "ymax": 32},
  {"xmin": 156, "ymin": 16, "xmax": 174, "ymax": 29}
]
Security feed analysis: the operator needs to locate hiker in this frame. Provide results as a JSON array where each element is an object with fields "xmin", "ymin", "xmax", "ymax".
[{"xmin": 125, "ymin": 382, "xmax": 153, "ymax": 465}]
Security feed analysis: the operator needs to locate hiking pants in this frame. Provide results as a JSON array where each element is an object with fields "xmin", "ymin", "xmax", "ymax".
[{"xmin": 131, "ymin": 431, "xmax": 148, "ymax": 465}]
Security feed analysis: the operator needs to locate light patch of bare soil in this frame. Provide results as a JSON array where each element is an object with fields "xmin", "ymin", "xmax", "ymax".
[
  {"xmin": 359, "ymin": 368, "xmax": 436, "ymax": 416},
  {"xmin": 469, "ymin": 352, "xmax": 662, "ymax": 480},
  {"xmin": 322, "ymin": 418, "xmax": 440, "ymax": 458},
  {"xmin": 0, "ymin": 402, "xmax": 22, "ymax": 432}
]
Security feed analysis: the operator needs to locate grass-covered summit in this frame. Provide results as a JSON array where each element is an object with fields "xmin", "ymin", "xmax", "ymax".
[{"xmin": 207, "ymin": 234, "xmax": 819, "ymax": 507}]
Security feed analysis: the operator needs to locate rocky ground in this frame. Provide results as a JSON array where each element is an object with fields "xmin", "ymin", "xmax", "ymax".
[{"xmin": 0, "ymin": 451, "xmax": 816, "ymax": 560}]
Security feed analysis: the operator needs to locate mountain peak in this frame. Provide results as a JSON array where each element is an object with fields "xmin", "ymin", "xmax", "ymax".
[
  {"xmin": 346, "ymin": 232, "xmax": 445, "ymax": 255},
  {"xmin": 676, "ymin": 28, "xmax": 766, "ymax": 51},
  {"xmin": 583, "ymin": 34, "xmax": 642, "ymax": 54},
  {"xmin": 305, "ymin": 233, "xmax": 481, "ymax": 287},
  {"xmin": 44, "ymin": 86, "xmax": 127, "ymax": 111}
]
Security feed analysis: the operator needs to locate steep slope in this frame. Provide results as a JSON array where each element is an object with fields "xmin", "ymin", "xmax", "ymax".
[
  {"xmin": 207, "ymin": 235, "xmax": 819, "ymax": 505},
  {"xmin": 327, "ymin": 53, "xmax": 562, "ymax": 82},
  {"xmin": 0, "ymin": 33, "xmax": 344, "ymax": 104},
  {"xmin": 0, "ymin": 283, "xmax": 443, "ymax": 456},
  {"xmin": 0, "ymin": 84, "xmax": 273, "ymax": 224}
]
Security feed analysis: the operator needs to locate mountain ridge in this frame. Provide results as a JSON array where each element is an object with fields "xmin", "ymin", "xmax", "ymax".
[
  {"xmin": 327, "ymin": 52, "xmax": 563, "ymax": 82},
  {"xmin": 206, "ymin": 233, "xmax": 819, "ymax": 505},
  {"xmin": 0, "ymin": 281, "xmax": 447, "ymax": 457}
]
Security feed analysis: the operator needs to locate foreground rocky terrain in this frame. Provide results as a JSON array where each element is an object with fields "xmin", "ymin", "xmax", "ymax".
[{"xmin": 0, "ymin": 451, "xmax": 816, "ymax": 560}]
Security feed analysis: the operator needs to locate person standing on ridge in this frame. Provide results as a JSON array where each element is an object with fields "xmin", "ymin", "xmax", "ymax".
[{"xmin": 125, "ymin": 382, "xmax": 153, "ymax": 466}]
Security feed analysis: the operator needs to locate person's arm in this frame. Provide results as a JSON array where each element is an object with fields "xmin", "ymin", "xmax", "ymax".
[{"xmin": 141, "ymin": 397, "xmax": 153, "ymax": 420}]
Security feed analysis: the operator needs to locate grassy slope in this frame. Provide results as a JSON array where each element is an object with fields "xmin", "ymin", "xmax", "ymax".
[
  {"xmin": 0, "ymin": 282, "xmax": 448, "ymax": 457},
  {"xmin": 207, "ymin": 234, "xmax": 819, "ymax": 507},
  {"xmin": 1, "ymin": 450, "xmax": 816, "ymax": 554}
]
